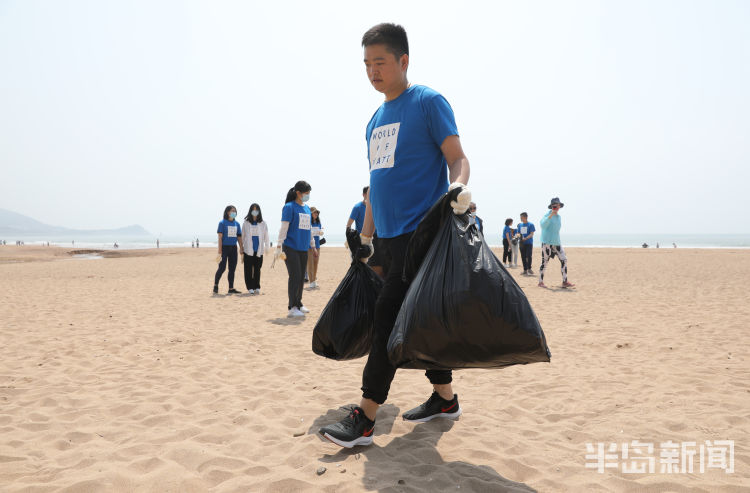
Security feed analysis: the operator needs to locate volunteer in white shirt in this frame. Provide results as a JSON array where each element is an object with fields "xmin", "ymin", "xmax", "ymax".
[{"xmin": 242, "ymin": 203, "xmax": 270, "ymax": 295}]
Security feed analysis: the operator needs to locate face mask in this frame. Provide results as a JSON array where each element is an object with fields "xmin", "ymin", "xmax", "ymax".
[
  {"xmin": 301, "ymin": 193, "xmax": 310, "ymax": 203},
  {"xmin": 251, "ymin": 210, "xmax": 259, "ymax": 217},
  {"xmin": 229, "ymin": 212, "xmax": 237, "ymax": 219}
]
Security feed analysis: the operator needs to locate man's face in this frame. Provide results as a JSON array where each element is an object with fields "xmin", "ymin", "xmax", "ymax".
[
  {"xmin": 520, "ymin": 215, "xmax": 527, "ymax": 223},
  {"xmin": 364, "ymin": 44, "xmax": 407, "ymax": 94}
]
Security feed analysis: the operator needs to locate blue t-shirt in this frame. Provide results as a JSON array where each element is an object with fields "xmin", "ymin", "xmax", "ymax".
[
  {"xmin": 217, "ymin": 219, "xmax": 241, "ymax": 246},
  {"xmin": 540, "ymin": 211, "xmax": 562, "ymax": 245},
  {"xmin": 518, "ymin": 222, "xmax": 535, "ymax": 245},
  {"xmin": 248, "ymin": 220, "xmax": 260, "ymax": 252},
  {"xmin": 311, "ymin": 220, "xmax": 322, "ymax": 249},
  {"xmin": 503, "ymin": 225, "xmax": 512, "ymax": 241},
  {"xmin": 367, "ymin": 85, "xmax": 458, "ymax": 238},
  {"xmin": 475, "ymin": 216, "xmax": 484, "ymax": 233},
  {"xmin": 281, "ymin": 201, "xmax": 312, "ymax": 252},
  {"xmin": 349, "ymin": 202, "xmax": 366, "ymax": 233}
]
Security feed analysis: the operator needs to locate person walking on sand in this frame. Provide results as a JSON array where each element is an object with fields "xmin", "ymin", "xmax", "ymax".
[
  {"xmin": 242, "ymin": 203, "xmax": 270, "ymax": 295},
  {"xmin": 538, "ymin": 197, "xmax": 575, "ymax": 289},
  {"xmin": 518, "ymin": 212, "xmax": 535, "ymax": 275},
  {"xmin": 213, "ymin": 205, "xmax": 243, "ymax": 294},
  {"xmin": 502, "ymin": 218, "xmax": 513, "ymax": 267},
  {"xmin": 274, "ymin": 181, "xmax": 317, "ymax": 318},
  {"xmin": 307, "ymin": 207, "xmax": 323, "ymax": 289},
  {"xmin": 319, "ymin": 23, "xmax": 472, "ymax": 449}
]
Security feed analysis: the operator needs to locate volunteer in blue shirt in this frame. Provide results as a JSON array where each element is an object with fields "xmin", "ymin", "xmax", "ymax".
[
  {"xmin": 319, "ymin": 23, "xmax": 472, "ymax": 449},
  {"xmin": 241, "ymin": 203, "xmax": 270, "ymax": 295},
  {"xmin": 346, "ymin": 186, "xmax": 369, "ymax": 233},
  {"xmin": 470, "ymin": 202, "xmax": 484, "ymax": 234},
  {"xmin": 214, "ymin": 205, "xmax": 243, "ymax": 294},
  {"xmin": 274, "ymin": 181, "xmax": 317, "ymax": 318},
  {"xmin": 502, "ymin": 218, "xmax": 513, "ymax": 267},
  {"xmin": 518, "ymin": 212, "xmax": 536, "ymax": 275},
  {"xmin": 306, "ymin": 207, "xmax": 323, "ymax": 289},
  {"xmin": 538, "ymin": 197, "xmax": 575, "ymax": 288}
]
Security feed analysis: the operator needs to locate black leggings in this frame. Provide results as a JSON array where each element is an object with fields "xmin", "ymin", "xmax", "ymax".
[
  {"xmin": 283, "ymin": 245, "xmax": 308, "ymax": 309},
  {"xmin": 502, "ymin": 238, "xmax": 512, "ymax": 264},
  {"xmin": 215, "ymin": 245, "xmax": 238, "ymax": 288},
  {"xmin": 243, "ymin": 253, "xmax": 263, "ymax": 290},
  {"xmin": 361, "ymin": 232, "xmax": 452, "ymax": 405}
]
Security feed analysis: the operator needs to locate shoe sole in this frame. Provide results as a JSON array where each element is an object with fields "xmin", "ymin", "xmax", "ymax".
[
  {"xmin": 402, "ymin": 407, "xmax": 462, "ymax": 423},
  {"xmin": 321, "ymin": 432, "xmax": 373, "ymax": 448}
]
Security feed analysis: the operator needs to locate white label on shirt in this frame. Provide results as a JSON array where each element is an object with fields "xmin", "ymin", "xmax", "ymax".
[
  {"xmin": 311, "ymin": 226, "xmax": 321, "ymax": 237},
  {"xmin": 298, "ymin": 213, "xmax": 311, "ymax": 230},
  {"xmin": 520, "ymin": 226, "xmax": 528, "ymax": 235},
  {"xmin": 369, "ymin": 122, "xmax": 400, "ymax": 171},
  {"xmin": 248, "ymin": 225, "xmax": 261, "ymax": 236},
  {"xmin": 226, "ymin": 225, "xmax": 237, "ymax": 238}
]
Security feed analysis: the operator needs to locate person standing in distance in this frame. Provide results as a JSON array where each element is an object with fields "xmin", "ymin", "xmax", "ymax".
[
  {"xmin": 319, "ymin": 23, "xmax": 472, "ymax": 448},
  {"xmin": 518, "ymin": 212, "xmax": 535, "ymax": 275},
  {"xmin": 346, "ymin": 186, "xmax": 369, "ymax": 233},
  {"xmin": 502, "ymin": 218, "xmax": 513, "ymax": 267},
  {"xmin": 214, "ymin": 205, "xmax": 243, "ymax": 294},
  {"xmin": 274, "ymin": 181, "xmax": 317, "ymax": 318},
  {"xmin": 469, "ymin": 202, "xmax": 484, "ymax": 234},
  {"xmin": 538, "ymin": 197, "xmax": 575, "ymax": 288},
  {"xmin": 242, "ymin": 203, "xmax": 270, "ymax": 295}
]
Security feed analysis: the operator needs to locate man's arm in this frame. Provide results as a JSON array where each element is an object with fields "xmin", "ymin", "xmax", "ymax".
[
  {"xmin": 361, "ymin": 189, "xmax": 375, "ymax": 238},
  {"xmin": 346, "ymin": 217, "xmax": 354, "ymax": 229},
  {"xmin": 442, "ymin": 135, "xmax": 470, "ymax": 185}
]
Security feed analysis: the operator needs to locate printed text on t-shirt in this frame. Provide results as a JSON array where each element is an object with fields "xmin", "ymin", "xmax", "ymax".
[
  {"xmin": 369, "ymin": 123, "xmax": 400, "ymax": 171},
  {"xmin": 298, "ymin": 213, "xmax": 311, "ymax": 230}
]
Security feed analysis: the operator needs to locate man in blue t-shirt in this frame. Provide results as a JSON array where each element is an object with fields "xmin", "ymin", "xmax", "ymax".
[
  {"xmin": 320, "ymin": 23, "xmax": 472, "ymax": 449},
  {"xmin": 518, "ymin": 212, "xmax": 535, "ymax": 275},
  {"xmin": 346, "ymin": 186, "xmax": 369, "ymax": 233}
]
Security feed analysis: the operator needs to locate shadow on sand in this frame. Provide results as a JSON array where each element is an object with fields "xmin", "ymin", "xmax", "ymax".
[{"xmin": 310, "ymin": 405, "xmax": 537, "ymax": 493}]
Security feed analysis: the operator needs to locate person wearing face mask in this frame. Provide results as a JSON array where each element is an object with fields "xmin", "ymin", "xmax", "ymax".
[
  {"xmin": 469, "ymin": 202, "xmax": 483, "ymax": 234},
  {"xmin": 242, "ymin": 203, "xmax": 270, "ymax": 295},
  {"xmin": 214, "ymin": 205, "xmax": 243, "ymax": 294},
  {"xmin": 307, "ymin": 207, "xmax": 323, "ymax": 289},
  {"xmin": 275, "ymin": 181, "xmax": 317, "ymax": 318},
  {"xmin": 538, "ymin": 197, "xmax": 575, "ymax": 288}
]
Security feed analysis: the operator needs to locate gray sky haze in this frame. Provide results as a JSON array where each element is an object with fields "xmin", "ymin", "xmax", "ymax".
[{"xmin": 1, "ymin": 0, "xmax": 748, "ymax": 238}]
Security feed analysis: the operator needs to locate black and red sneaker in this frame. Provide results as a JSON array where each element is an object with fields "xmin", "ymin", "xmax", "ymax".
[
  {"xmin": 319, "ymin": 407, "xmax": 375, "ymax": 448},
  {"xmin": 402, "ymin": 392, "xmax": 462, "ymax": 423}
]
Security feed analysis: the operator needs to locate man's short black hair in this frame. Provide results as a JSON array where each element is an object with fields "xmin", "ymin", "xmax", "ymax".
[
  {"xmin": 362, "ymin": 23, "xmax": 409, "ymax": 59},
  {"xmin": 520, "ymin": 212, "xmax": 528, "ymax": 217},
  {"xmin": 363, "ymin": 186, "xmax": 370, "ymax": 195}
]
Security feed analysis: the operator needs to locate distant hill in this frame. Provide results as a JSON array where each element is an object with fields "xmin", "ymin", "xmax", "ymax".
[{"xmin": 0, "ymin": 208, "xmax": 151, "ymax": 238}]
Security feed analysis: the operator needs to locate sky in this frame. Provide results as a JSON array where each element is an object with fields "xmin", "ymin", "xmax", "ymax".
[{"xmin": 1, "ymin": 0, "xmax": 748, "ymax": 238}]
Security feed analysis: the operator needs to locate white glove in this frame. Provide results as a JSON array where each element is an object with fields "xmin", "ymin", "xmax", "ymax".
[
  {"xmin": 359, "ymin": 235, "xmax": 374, "ymax": 262},
  {"xmin": 448, "ymin": 182, "xmax": 472, "ymax": 215},
  {"xmin": 274, "ymin": 247, "xmax": 286, "ymax": 261}
]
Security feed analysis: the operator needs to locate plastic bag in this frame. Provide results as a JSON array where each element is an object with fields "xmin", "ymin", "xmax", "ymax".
[
  {"xmin": 312, "ymin": 229, "xmax": 384, "ymax": 360},
  {"xmin": 388, "ymin": 191, "xmax": 551, "ymax": 370}
]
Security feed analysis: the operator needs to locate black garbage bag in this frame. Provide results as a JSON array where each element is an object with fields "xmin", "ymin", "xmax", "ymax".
[
  {"xmin": 388, "ymin": 191, "xmax": 551, "ymax": 370},
  {"xmin": 312, "ymin": 229, "xmax": 384, "ymax": 360}
]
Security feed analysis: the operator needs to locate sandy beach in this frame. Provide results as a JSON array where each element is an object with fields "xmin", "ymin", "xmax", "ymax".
[{"xmin": 0, "ymin": 245, "xmax": 747, "ymax": 492}]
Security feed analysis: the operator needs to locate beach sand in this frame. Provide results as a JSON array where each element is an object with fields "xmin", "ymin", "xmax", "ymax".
[{"xmin": 0, "ymin": 245, "xmax": 747, "ymax": 492}]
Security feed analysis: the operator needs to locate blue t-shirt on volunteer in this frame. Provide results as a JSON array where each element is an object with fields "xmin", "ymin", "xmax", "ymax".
[
  {"xmin": 475, "ymin": 216, "xmax": 484, "ymax": 233},
  {"xmin": 217, "ymin": 219, "xmax": 241, "ymax": 246},
  {"xmin": 367, "ymin": 85, "xmax": 458, "ymax": 238},
  {"xmin": 248, "ymin": 220, "xmax": 260, "ymax": 252},
  {"xmin": 540, "ymin": 211, "xmax": 562, "ymax": 246},
  {"xmin": 349, "ymin": 202, "xmax": 366, "ymax": 233},
  {"xmin": 503, "ymin": 225, "xmax": 512, "ymax": 241},
  {"xmin": 311, "ymin": 220, "xmax": 322, "ymax": 249},
  {"xmin": 281, "ymin": 201, "xmax": 312, "ymax": 252},
  {"xmin": 518, "ymin": 222, "xmax": 535, "ymax": 245}
]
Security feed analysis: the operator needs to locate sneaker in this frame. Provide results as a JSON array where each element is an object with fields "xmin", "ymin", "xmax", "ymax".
[
  {"xmin": 309, "ymin": 281, "xmax": 318, "ymax": 288},
  {"xmin": 402, "ymin": 392, "xmax": 462, "ymax": 423},
  {"xmin": 538, "ymin": 282, "xmax": 547, "ymax": 288},
  {"xmin": 287, "ymin": 307, "xmax": 305, "ymax": 318},
  {"xmin": 562, "ymin": 281, "xmax": 576, "ymax": 288},
  {"xmin": 228, "ymin": 288, "xmax": 241, "ymax": 294},
  {"xmin": 527, "ymin": 269, "xmax": 535, "ymax": 275},
  {"xmin": 213, "ymin": 285, "xmax": 218, "ymax": 294},
  {"xmin": 522, "ymin": 270, "xmax": 528, "ymax": 276},
  {"xmin": 319, "ymin": 407, "xmax": 375, "ymax": 448},
  {"xmin": 299, "ymin": 306, "xmax": 310, "ymax": 314},
  {"xmin": 248, "ymin": 289, "xmax": 255, "ymax": 295},
  {"xmin": 254, "ymin": 289, "xmax": 261, "ymax": 295}
]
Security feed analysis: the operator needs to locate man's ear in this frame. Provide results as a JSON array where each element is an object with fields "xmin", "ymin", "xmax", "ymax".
[{"xmin": 400, "ymin": 53, "xmax": 409, "ymax": 71}]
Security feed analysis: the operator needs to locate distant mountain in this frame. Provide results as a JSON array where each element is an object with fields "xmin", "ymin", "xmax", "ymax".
[{"xmin": 0, "ymin": 208, "xmax": 151, "ymax": 238}]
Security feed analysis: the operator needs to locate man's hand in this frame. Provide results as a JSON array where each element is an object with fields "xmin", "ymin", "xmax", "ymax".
[
  {"xmin": 313, "ymin": 248, "xmax": 319, "ymax": 258},
  {"xmin": 358, "ymin": 235, "xmax": 374, "ymax": 263},
  {"xmin": 448, "ymin": 182, "xmax": 472, "ymax": 215}
]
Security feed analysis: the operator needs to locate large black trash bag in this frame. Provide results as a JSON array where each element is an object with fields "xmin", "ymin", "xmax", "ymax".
[
  {"xmin": 388, "ymin": 192, "xmax": 551, "ymax": 370},
  {"xmin": 312, "ymin": 229, "xmax": 384, "ymax": 360}
]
